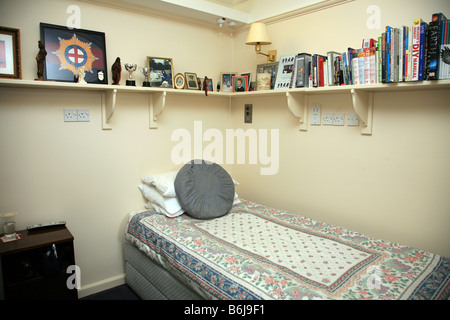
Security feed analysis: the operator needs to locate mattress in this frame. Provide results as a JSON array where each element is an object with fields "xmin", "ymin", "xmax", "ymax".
[{"xmin": 125, "ymin": 198, "xmax": 450, "ymax": 300}]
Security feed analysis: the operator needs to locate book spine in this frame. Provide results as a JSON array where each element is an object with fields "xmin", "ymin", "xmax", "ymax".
[
  {"xmin": 318, "ymin": 55, "xmax": 325, "ymax": 87},
  {"xmin": 429, "ymin": 13, "xmax": 448, "ymax": 79},
  {"xmin": 378, "ymin": 36, "xmax": 383, "ymax": 83},
  {"xmin": 418, "ymin": 20, "xmax": 428, "ymax": 80},
  {"xmin": 351, "ymin": 50, "xmax": 360, "ymax": 85},
  {"xmin": 399, "ymin": 27, "xmax": 404, "ymax": 82},
  {"xmin": 393, "ymin": 28, "xmax": 399, "ymax": 82},
  {"xmin": 386, "ymin": 26, "xmax": 391, "ymax": 82},
  {"xmin": 382, "ymin": 33, "xmax": 387, "ymax": 83},
  {"xmin": 411, "ymin": 19, "xmax": 422, "ymax": 81}
]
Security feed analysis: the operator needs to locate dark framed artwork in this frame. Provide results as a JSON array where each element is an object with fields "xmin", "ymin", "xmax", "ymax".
[
  {"xmin": 0, "ymin": 27, "xmax": 21, "ymax": 79},
  {"xmin": 147, "ymin": 56, "xmax": 173, "ymax": 88},
  {"xmin": 40, "ymin": 23, "xmax": 107, "ymax": 84}
]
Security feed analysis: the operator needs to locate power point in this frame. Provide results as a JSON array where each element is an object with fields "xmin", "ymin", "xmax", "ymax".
[
  {"xmin": 77, "ymin": 109, "xmax": 90, "ymax": 122},
  {"xmin": 244, "ymin": 104, "xmax": 252, "ymax": 123},
  {"xmin": 64, "ymin": 109, "xmax": 77, "ymax": 122}
]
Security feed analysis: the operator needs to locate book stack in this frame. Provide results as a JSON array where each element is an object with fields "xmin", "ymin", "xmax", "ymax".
[{"xmin": 273, "ymin": 12, "xmax": 449, "ymax": 90}]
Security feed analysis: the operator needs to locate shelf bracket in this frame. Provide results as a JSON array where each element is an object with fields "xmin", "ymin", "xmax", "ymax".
[
  {"xmin": 351, "ymin": 89, "xmax": 373, "ymax": 135},
  {"xmin": 286, "ymin": 92, "xmax": 308, "ymax": 131},
  {"xmin": 101, "ymin": 89, "xmax": 117, "ymax": 130},
  {"xmin": 149, "ymin": 91, "xmax": 167, "ymax": 129}
]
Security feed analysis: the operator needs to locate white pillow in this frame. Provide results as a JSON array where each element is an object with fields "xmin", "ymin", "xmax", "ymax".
[
  {"xmin": 141, "ymin": 171, "xmax": 178, "ymax": 197},
  {"xmin": 145, "ymin": 202, "xmax": 184, "ymax": 218},
  {"xmin": 138, "ymin": 184, "xmax": 183, "ymax": 217}
]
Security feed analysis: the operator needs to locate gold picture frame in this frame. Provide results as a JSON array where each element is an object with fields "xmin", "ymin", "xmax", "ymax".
[
  {"xmin": 174, "ymin": 73, "xmax": 185, "ymax": 89},
  {"xmin": 147, "ymin": 56, "xmax": 173, "ymax": 88},
  {"xmin": 0, "ymin": 27, "xmax": 21, "ymax": 79},
  {"xmin": 185, "ymin": 72, "xmax": 198, "ymax": 90}
]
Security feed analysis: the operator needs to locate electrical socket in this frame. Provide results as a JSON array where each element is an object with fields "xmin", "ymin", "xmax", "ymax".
[
  {"xmin": 347, "ymin": 113, "xmax": 359, "ymax": 126},
  {"xmin": 310, "ymin": 105, "xmax": 321, "ymax": 125},
  {"xmin": 77, "ymin": 109, "xmax": 90, "ymax": 122},
  {"xmin": 244, "ymin": 104, "xmax": 252, "ymax": 123},
  {"xmin": 333, "ymin": 113, "xmax": 345, "ymax": 126},
  {"xmin": 64, "ymin": 109, "xmax": 78, "ymax": 122},
  {"xmin": 322, "ymin": 112, "xmax": 334, "ymax": 125}
]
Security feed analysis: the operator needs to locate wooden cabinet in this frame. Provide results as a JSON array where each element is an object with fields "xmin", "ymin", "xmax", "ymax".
[{"xmin": 0, "ymin": 226, "xmax": 78, "ymax": 300}]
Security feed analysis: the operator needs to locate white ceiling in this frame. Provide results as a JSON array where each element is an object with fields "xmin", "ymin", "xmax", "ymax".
[{"xmin": 81, "ymin": 0, "xmax": 351, "ymax": 29}]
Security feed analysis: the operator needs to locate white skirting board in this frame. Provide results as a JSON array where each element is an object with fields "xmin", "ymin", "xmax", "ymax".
[{"xmin": 77, "ymin": 273, "xmax": 126, "ymax": 299}]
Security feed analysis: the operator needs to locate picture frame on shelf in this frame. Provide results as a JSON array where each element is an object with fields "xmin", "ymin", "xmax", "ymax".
[
  {"xmin": 147, "ymin": 56, "xmax": 173, "ymax": 88},
  {"xmin": 198, "ymin": 77, "xmax": 213, "ymax": 92},
  {"xmin": 220, "ymin": 72, "xmax": 236, "ymax": 92},
  {"xmin": 256, "ymin": 62, "xmax": 278, "ymax": 90},
  {"xmin": 232, "ymin": 76, "xmax": 248, "ymax": 92},
  {"xmin": 40, "ymin": 23, "xmax": 107, "ymax": 84},
  {"xmin": 0, "ymin": 27, "xmax": 21, "ymax": 79},
  {"xmin": 240, "ymin": 72, "xmax": 251, "ymax": 84},
  {"xmin": 174, "ymin": 73, "xmax": 185, "ymax": 89},
  {"xmin": 185, "ymin": 72, "xmax": 198, "ymax": 90}
]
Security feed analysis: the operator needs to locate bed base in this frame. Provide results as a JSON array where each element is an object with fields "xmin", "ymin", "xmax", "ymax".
[{"xmin": 124, "ymin": 241, "xmax": 202, "ymax": 300}]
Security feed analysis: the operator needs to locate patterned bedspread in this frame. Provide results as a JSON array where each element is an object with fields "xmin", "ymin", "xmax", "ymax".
[{"xmin": 125, "ymin": 199, "xmax": 450, "ymax": 300}]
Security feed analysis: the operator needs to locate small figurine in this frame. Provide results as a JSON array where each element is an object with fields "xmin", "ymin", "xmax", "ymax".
[
  {"xmin": 111, "ymin": 57, "xmax": 121, "ymax": 85},
  {"xmin": 202, "ymin": 76, "xmax": 209, "ymax": 96},
  {"xmin": 35, "ymin": 40, "xmax": 47, "ymax": 81},
  {"xmin": 77, "ymin": 67, "xmax": 87, "ymax": 84}
]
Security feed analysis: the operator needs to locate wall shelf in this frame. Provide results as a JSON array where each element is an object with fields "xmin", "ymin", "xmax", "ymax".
[{"xmin": 1, "ymin": 78, "xmax": 449, "ymax": 134}]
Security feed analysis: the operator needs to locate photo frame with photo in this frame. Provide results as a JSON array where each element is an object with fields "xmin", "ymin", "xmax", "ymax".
[
  {"xmin": 174, "ymin": 73, "xmax": 185, "ymax": 89},
  {"xmin": 220, "ymin": 72, "xmax": 236, "ymax": 92},
  {"xmin": 0, "ymin": 27, "xmax": 21, "ymax": 79},
  {"xmin": 256, "ymin": 62, "xmax": 278, "ymax": 90},
  {"xmin": 232, "ymin": 76, "xmax": 248, "ymax": 92},
  {"xmin": 40, "ymin": 23, "xmax": 107, "ymax": 83},
  {"xmin": 185, "ymin": 72, "xmax": 198, "ymax": 89},
  {"xmin": 147, "ymin": 56, "xmax": 173, "ymax": 88},
  {"xmin": 198, "ymin": 77, "xmax": 213, "ymax": 92}
]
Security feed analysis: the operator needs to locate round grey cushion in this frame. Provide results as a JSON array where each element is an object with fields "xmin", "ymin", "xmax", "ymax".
[{"xmin": 174, "ymin": 160, "xmax": 235, "ymax": 219}]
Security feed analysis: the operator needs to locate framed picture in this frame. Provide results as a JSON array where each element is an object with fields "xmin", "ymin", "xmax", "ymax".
[
  {"xmin": 174, "ymin": 73, "xmax": 185, "ymax": 89},
  {"xmin": 40, "ymin": 23, "xmax": 107, "ymax": 83},
  {"xmin": 0, "ymin": 27, "xmax": 21, "ymax": 79},
  {"xmin": 147, "ymin": 56, "xmax": 173, "ymax": 88},
  {"xmin": 185, "ymin": 72, "xmax": 198, "ymax": 90},
  {"xmin": 220, "ymin": 72, "xmax": 236, "ymax": 92},
  {"xmin": 198, "ymin": 77, "xmax": 213, "ymax": 92},
  {"xmin": 256, "ymin": 62, "xmax": 278, "ymax": 89},
  {"xmin": 240, "ymin": 72, "xmax": 251, "ymax": 84},
  {"xmin": 232, "ymin": 76, "xmax": 248, "ymax": 92}
]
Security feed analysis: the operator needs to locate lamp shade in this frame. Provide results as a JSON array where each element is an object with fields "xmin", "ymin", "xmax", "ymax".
[{"xmin": 245, "ymin": 22, "xmax": 272, "ymax": 45}]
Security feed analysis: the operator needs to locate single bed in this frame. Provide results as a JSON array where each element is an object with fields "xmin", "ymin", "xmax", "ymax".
[{"xmin": 124, "ymin": 198, "xmax": 450, "ymax": 300}]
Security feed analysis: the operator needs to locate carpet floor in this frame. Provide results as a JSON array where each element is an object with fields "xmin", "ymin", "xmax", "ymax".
[{"xmin": 81, "ymin": 284, "xmax": 141, "ymax": 300}]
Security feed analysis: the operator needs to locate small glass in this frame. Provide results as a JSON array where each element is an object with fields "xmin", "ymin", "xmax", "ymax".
[{"xmin": 1, "ymin": 212, "xmax": 17, "ymax": 241}]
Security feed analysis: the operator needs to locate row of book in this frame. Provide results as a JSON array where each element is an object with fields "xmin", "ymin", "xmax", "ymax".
[{"xmin": 273, "ymin": 12, "xmax": 449, "ymax": 89}]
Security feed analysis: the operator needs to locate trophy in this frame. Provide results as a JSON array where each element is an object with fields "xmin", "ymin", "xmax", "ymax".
[
  {"xmin": 124, "ymin": 63, "xmax": 137, "ymax": 86},
  {"xmin": 140, "ymin": 67, "xmax": 151, "ymax": 87}
]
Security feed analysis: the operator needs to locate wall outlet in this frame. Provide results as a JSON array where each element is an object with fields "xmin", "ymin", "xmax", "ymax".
[
  {"xmin": 322, "ymin": 112, "xmax": 334, "ymax": 125},
  {"xmin": 347, "ymin": 113, "xmax": 359, "ymax": 126},
  {"xmin": 310, "ymin": 105, "xmax": 321, "ymax": 125},
  {"xmin": 244, "ymin": 104, "xmax": 252, "ymax": 123},
  {"xmin": 77, "ymin": 109, "xmax": 90, "ymax": 122},
  {"xmin": 333, "ymin": 113, "xmax": 345, "ymax": 126},
  {"xmin": 64, "ymin": 109, "xmax": 78, "ymax": 122}
]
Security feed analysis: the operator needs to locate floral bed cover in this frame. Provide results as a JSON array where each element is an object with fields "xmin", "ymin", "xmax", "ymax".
[{"xmin": 125, "ymin": 199, "xmax": 449, "ymax": 300}]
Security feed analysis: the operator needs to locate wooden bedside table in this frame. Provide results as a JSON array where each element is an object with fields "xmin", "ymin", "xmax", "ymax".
[{"xmin": 0, "ymin": 226, "xmax": 78, "ymax": 300}]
